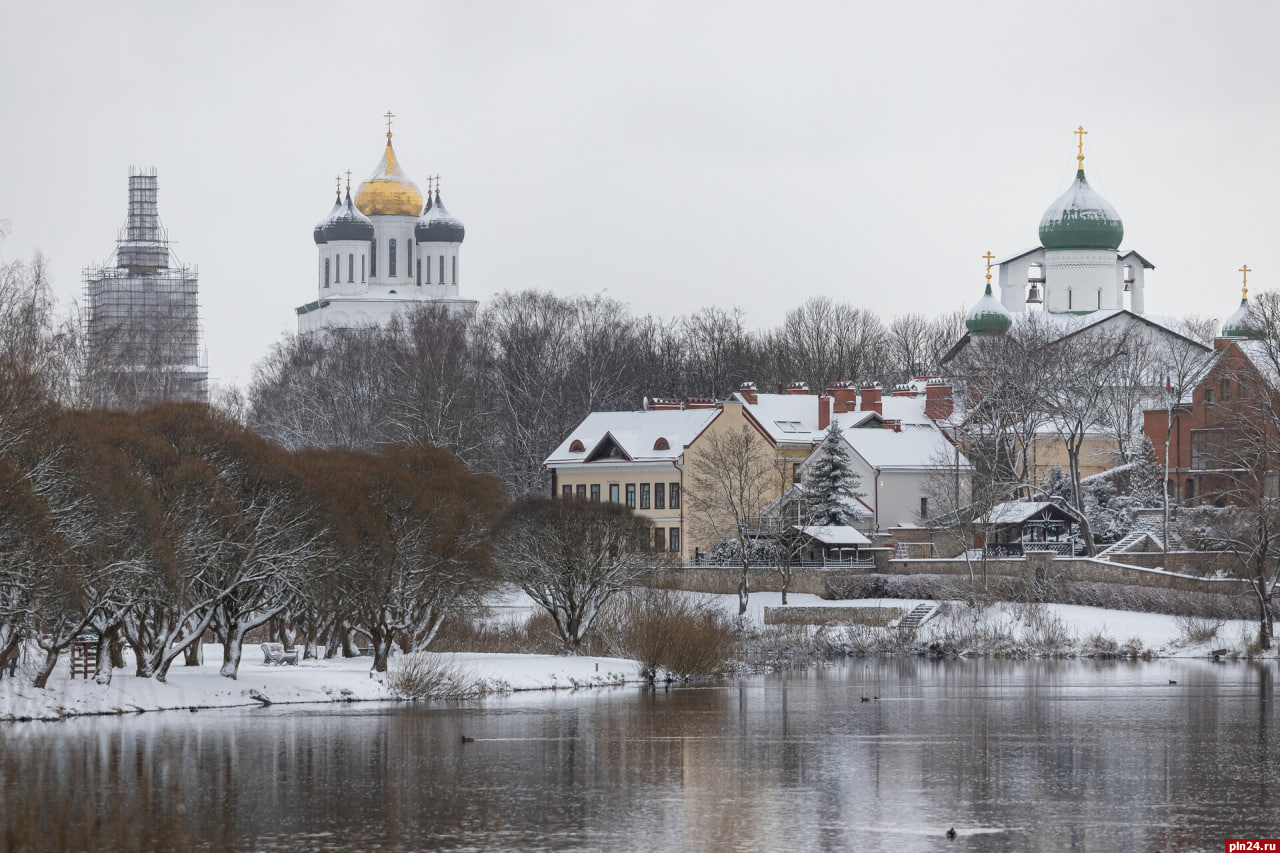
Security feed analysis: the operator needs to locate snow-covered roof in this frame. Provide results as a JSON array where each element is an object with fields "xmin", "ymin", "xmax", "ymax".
[
  {"xmin": 544, "ymin": 408, "xmax": 719, "ymax": 466},
  {"xmin": 984, "ymin": 500, "xmax": 1081, "ymax": 525},
  {"xmin": 731, "ymin": 392, "xmax": 826, "ymax": 445},
  {"xmin": 765, "ymin": 483, "xmax": 874, "ymax": 520},
  {"xmin": 793, "ymin": 525, "xmax": 871, "ymax": 546},
  {"xmin": 841, "ymin": 422, "xmax": 971, "ymax": 471}
]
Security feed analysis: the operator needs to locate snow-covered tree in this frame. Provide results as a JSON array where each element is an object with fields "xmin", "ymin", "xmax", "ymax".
[{"xmin": 806, "ymin": 424, "xmax": 863, "ymax": 526}]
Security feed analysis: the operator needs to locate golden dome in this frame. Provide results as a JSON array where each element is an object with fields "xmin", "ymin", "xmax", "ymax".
[{"xmin": 354, "ymin": 133, "xmax": 423, "ymax": 217}]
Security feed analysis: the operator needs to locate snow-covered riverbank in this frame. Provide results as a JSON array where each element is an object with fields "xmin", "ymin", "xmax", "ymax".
[
  {"xmin": 0, "ymin": 647, "xmax": 641, "ymax": 722},
  {"xmin": 3, "ymin": 594, "xmax": 1273, "ymax": 722}
]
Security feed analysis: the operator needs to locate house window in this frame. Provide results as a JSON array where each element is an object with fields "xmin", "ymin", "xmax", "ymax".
[
  {"xmin": 452, "ymin": 255, "xmax": 457, "ymax": 284},
  {"xmin": 1221, "ymin": 378, "xmax": 1231, "ymax": 401},
  {"xmin": 626, "ymin": 484, "xmax": 636, "ymax": 508},
  {"xmin": 324, "ymin": 258, "xmax": 330, "ymax": 288},
  {"xmin": 1205, "ymin": 388, "xmax": 1215, "ymax": 407},
  {"xmin": 576, "ymin": 485, "xmax": 586, "ymax": 498},
  {"xmin": 654, "ymin": 528, "xmax": 665, "ymax": 550},
  {"xmin": 389, "ymin": 239, "xmax": 397, "ymax": 277},
  {"xmin": 920, "ymin": 497, "xmax": 929, "ymax": 520},
  {"xmin": 669, "ymin": 483, "xmax": 680, "ymax": 509},
  {"xmin": 563, "ymin": 485, "xmax": 572, "ymax": 498},
  {"xmin": 439, "ymin": 255, "xmax": 445, "ymax": 285},
  {"xmin": 370, "ymin": 240, "xmax": 377, "ymax": 277},
  {"xmin": 640, "ymin": 483, "xmax": 650, "ymax": 509},
  {"xmin": 590, "ymin": 484, "xmax": 600, "ymax": 502},
  {"xmin": 609, "ymin": 484, "xmax": 620, "ymax": 503},
  {"xmin": 349, "ymin": 254, "xmax": 355, "ymax": 283},
  {"xmin": 669, "ymin": 528, "xmax": 680, "ymax": 553},
  {"xmin": 569, "ymin": 440, "xmax": 586, "ymax": 453},
  {"xmin": 654, "ymin": 483, "xmax": 666, "ymax": 510},
  {"xmin": 654, "ymin": 437, "xmax": 670, "ymax": 451}
]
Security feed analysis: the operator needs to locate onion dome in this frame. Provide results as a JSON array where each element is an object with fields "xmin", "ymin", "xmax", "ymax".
[
  {"xmin": 966, "ymin": 282, "xmax": 1012, "ymax": 336},
  {"xmin": 322, "ymin": 189, "xmax": 374, "ymax": 242},
  {"xmin": 1038, "ymin": 137, "xmax": 1124, "ymax": 251},
  {"xmin": 314, "ymin": 192, "xmax": 341, "ymax": 244},
  {"xmin": 1223, "ymin": 269, "xmax": 1260, "ymax": 339},
  {"xmin": 355, "ymin": 132, "xmax": 423, "ymax": 217},
  {"xmin": 415, "ymin": 190, "xmax": 466, "ymax": 243}
]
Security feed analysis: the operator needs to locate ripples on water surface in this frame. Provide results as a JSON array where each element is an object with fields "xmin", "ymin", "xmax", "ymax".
[{"xmin": 1, "ymin": 659, "xmax": 1276, "ymax": 852}]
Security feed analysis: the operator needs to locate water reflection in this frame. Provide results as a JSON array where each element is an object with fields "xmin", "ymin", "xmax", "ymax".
[{"xmin": 1, "ymin": 660, "xmax": 1276, "ymax": 852}]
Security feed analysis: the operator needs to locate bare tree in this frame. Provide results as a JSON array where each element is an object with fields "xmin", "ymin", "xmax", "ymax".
[
  {"xmin": 685, "ymin": 423, "xmax": 779, "ymax": 615},
  {"xmin": 493, "ymin": 496, "xmax": 657, "ymax": 653}
]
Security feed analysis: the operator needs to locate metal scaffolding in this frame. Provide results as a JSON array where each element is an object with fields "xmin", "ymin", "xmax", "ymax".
[{"xmin": 83, "ymin": 167, "xmax": 208, "ymax": 410}]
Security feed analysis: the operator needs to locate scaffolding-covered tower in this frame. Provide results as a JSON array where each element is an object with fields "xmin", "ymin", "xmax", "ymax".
[{"xmin": 83, "ymin": 168, "xmax": 208, "ymax": 409}]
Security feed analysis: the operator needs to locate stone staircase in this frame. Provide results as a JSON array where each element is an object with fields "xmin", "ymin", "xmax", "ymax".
[{"xmin": 896, "ymin": 602, "xmax": 938, "ymax": 631}]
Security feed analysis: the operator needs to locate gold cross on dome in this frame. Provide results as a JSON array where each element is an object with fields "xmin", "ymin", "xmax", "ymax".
[
  {"xmin": 1240, "ymin": 264, "xmax": 1252, "ymax": 299},
  {"xmin": 983, "ymin": 251, "xmax": 995, "ymax": 283},
  {"xmin": 345, "ymin": 169, "xmax": 352, "ymax": 192},
  {"xmin": 433, "ymin": 174, "xmax": 441, "ymax": 193},
  {"xmin": 384, "ymin": 110, "xmax": 396, "ymax": 137},
  {"xmin": 334, "ymin": 173, "xmax": 341, "ymax": 194},
  {"xmin": 1075, "ymin": 125, "xmax": 1088, "ymax": 167}
]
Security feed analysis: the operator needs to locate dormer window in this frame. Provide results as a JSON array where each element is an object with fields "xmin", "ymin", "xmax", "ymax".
[
  {"xmin": 654, "ymin": 437, "xmax": 670, "ymax": 451},
  {"xmin": 569, "ymin": 440, "xmax": 586, "ymax": 453}
]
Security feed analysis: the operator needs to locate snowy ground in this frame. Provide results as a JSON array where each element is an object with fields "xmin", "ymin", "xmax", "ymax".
[
  {"xmin": 0, "ymin": 644, "xmax": 642, "ymax": 722},
  {"xmin": 3, "ymin": 593, "xmax": 1272, "ymax": 722}
]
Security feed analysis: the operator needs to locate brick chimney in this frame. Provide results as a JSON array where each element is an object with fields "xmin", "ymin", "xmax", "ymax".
[
  {"xmin": 684, "ymin": 397, "xmax": 716, "ymax": 409},
  {"xmin": 648, "ymin": 397, "xmax": 683, "ymax": 411},
  {"xmin": 818, "ymin": 395, "xmax": 833, "ymax": 430},
  {"xmin": 882, "ymin": 419, "xmax": 902, "ymax": 432},
  {"xmin": 891, "ymin": 383, "xmax": 915, "ymax": 397},
  {"xmin": 860, "ymin": 382, "xmax": 882, "ymax": 416},
  {"xmin": 924, "ymin": 378, "xmax": 953, "ymax": 420},
  {"xmin": 785, "ymin": 381, "xmax": 810, "ymax": 395},
  {"xmin": 826, "ymin": 381, "xmax": 857, "ymax": 413},
  {"xmin": 738, "ymin": 381, "xmax": 758, "ymax": 404}
]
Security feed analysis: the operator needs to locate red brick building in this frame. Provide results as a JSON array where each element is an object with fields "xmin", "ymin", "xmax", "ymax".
[{"xmin": 1143, "ymin": 336, "xmax": 1280, "ymax": 505}]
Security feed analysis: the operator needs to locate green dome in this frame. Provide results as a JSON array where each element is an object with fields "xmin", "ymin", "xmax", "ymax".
[
  {"xmin": 1222, "ymin": 296, "xmax": 1259, "ymax": 339},
  {"xmin": 1039, "ymin": 169, "xmax": 1124, "ymax": 251},
  {"xmin": 965, "ymin": 283, "xmax": 1012, "ymax": 336}
]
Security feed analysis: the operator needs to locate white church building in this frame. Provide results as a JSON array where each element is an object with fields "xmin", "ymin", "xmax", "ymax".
[{"xmin": 297, "ymin": 120, "xmax": 477, "ymax": 332}]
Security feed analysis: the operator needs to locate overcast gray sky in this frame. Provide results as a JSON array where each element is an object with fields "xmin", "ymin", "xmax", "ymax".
[{"xmin": 3, "ymin": 1, "xmax": 1278, "ymax": 389}]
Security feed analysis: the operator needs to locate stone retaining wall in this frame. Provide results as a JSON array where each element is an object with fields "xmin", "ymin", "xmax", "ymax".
[
  {"xmin": 885, "ymin": 551, "xmax": 1249, "ymax": 597},
  {"xmin": 764, "ymin": 606, "xmax": 903, "ymax": 627}
]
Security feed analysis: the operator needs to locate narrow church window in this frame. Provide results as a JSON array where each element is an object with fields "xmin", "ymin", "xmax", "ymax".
[
  {"xmin": 452, "ymin": 256, "xmax": 457, "ymax": 284},
  {"xmin": 439, "ymin": 255, "xmax": 445, "ymax": 285},
  {"xmin": 426, "ymin": 254, "xmax": 431, "ymax": 284},
  {"xmin": 389, "ymin": 239, "xmax": 397, "ymax": 277},
  {"xmin": 370, "ymin": 240, "xmax": 377, "ymax": 277},
  {"xmin": 348, "ymin": 254, "xmax": 354, "ymax": 283},
  {"xmin": 1068, "ymin": 290, "xmax": 1072, "ymax": 310},
  {"xmin": 1098, "ymin": 288, "xmax": 1102, "ymax": 309},
  {"xmin": 417, "ymin": 259, "xmax": 422, "ymax": 286},
  {"xmin": 362, "ymin": 255, "xmax": 366, "ymax": 282},
  {"xmin": 324, "ymin": 258, "xmax": 330, "ymax": 288}
]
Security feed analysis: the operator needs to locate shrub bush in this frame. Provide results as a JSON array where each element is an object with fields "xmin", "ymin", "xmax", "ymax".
[
  {"xmin": 1175, "ymin": 614, "xmax": 1224, "ymax": 645},
  {"xmin": 386, "ymin": 653, "xmax": 484, "ymax": 699},
  {"xmin": 593, "ymin": 588, "xmax": 738, "ymax": 681}
]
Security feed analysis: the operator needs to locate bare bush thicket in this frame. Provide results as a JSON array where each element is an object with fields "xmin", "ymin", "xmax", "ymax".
[
  {"xmin": 386, "ymin": 653, "xmax": 486, "ymax": 699},
  {"xmin": 592, "ymin": 588, "xmax": 737, "ymax": 681}
]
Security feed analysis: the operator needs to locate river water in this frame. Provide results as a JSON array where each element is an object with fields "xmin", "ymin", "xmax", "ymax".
[{"xmin": 1, "ymin": 659, "xmax": 1277, "ymax": 852}]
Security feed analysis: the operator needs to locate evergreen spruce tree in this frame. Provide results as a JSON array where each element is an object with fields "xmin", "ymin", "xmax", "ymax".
[{"xmin": 806, "ymin": 424, "xmax": 863, "ymax": 526}]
